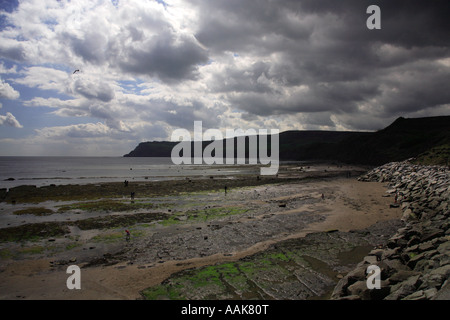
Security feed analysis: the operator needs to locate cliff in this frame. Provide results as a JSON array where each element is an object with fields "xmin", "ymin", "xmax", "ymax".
[{"xmin": 124, "ymin": 116, "xmax": 450, "ymax": 166}]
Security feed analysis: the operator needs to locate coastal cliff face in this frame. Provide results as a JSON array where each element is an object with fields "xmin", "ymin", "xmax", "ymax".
[
  {"xmin": 124, "ymin": 116, "xmax": 450, "ymax": 166},
  {"xmin": 332, "ymin": 161, "xmax": 450, "ymax": 300}
]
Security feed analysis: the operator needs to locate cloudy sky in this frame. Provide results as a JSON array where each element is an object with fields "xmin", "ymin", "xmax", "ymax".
[{"xmin": 0, "ymin": 0, "xmax": 449, "ymax": 156}]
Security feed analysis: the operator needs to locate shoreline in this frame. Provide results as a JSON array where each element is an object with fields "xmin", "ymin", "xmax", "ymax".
[
  {"xmin": 0, "ymin": 164, "xmax": 401, "ymax": 300},
  {"xmin": 0, "ymin": 159, "xmax": 370, "ymax": 189},
  {"xmin": 332, "ymin": 161, "xmax": 450, "ymax": 300}
]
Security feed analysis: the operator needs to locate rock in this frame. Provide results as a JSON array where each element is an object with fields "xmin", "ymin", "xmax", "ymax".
[
  {"xmin": 421, "ymin": 229, "xmax": 445, "ymax": 242},
  {"xmin": 433, "ymin": 281, "xmax": 450, "ymax": 300},
  {"xmin": 407, "ymin": 235, "xmax": 421, "ymax": 247},
  {"xmin": 383, "ymin": 259, "xmax": 410, "ymax": 272},
  {"xmin": 407, "ymin": 252, "xmax": 427, "ymax": 269},
  {"xmin": 368, "ymin": 248, "xmax": 384, "ymax": 259},
  {"xmin": 403, "ymin": 290, "xmax": 426, "ymax": 300},
  {"xmin": 347, "ymin": 281, "xmax": 370, "ymax": 299},
  {"xmin": 363, "ymin": 255, "xmax": 378, "ymax": 265},
  {"xmin": 401, "ymin": 209, "xmax": 415, "ymax": 221},
  {"xmin": 330, "ymin": 264, "xmax": 367, "ymax": 299},
  {"xmin": 388, "ymin": 270, "xmax": 421, "ymax": 285},
  {"xmin": 437, "ymin": 254, "xmax": 450, "ymax": 267},
  {"xmin": 381, "ymin": 248, "xmax": 401, "ymax": 260},
  {"xmin": 437, "ymin": 241, "xmax": 450, "ymax": 254},
  {"xmin": 385, "ymin": 275, "xmax": 423, "ymax": 300},
  {"xmin": 347, "ymin": 263, "xmax": 370, "ymax": 281},
  {"xmin": 417, "ymin": 242, "xmax": 436, "ymax": 253},
  {"xmin": 424, "ymin": 288, "xmax": 438, "ymax": 299},
  {"xmin": 333, "ymin": 161, "xmax": 450, "ymax": 300},
  {"xmin": 430, "ymin": 264, "xmax": 450, "ymax": 279},
  {"xmin": 335, "ymin": 295, "xmax": 361, "ymax": 300}
]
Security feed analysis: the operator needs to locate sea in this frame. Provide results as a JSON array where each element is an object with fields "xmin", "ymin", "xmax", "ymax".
[{"xmin": 0, "ymin": 156, "xmax": 262, "ymax": 189}]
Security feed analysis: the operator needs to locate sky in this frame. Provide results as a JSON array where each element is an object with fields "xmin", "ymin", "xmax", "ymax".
[{"xmin": 0, "ymin": 0, "xmax": 449, "ymax": 156}]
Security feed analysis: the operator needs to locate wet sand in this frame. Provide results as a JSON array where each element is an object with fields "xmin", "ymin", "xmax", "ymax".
[{"xmin": 0, "ymin": 164, "xmax": 402, "ymax": 300}]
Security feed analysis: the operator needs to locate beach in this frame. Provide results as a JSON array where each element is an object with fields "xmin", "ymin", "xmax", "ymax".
[{"xmin": 0, "ymin": 163, "xmax": 403, "ymax": 300}]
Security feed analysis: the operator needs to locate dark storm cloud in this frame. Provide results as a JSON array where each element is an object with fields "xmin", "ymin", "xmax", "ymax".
[
  {"xmin": 67, "ymin": 31, "xmax": 109, "ymax": 65},
  {"xmin": 288, "ymin": 0, "xmax": 450, "ymax": 47},
  {"xmin": 191, "ymin": 0, "xmax": 314, "ymax": 54},
  {"xmin": 73, "ymin": 78, "xmax": 115, "ymax": 102},
  {"xmin": 377, "ymin": 61, "xmax": 450, "ymax": 115},
  {"xmin": 190, "ymin": 0, "xmax": 450, "ymax": 123},
  {"xmin": 119, "ymin": 33, "xmax": 209, "ymax": 83},
  {"xmin": 209, "ymin": 61, "xmax": 274, "ymax": 94},
  {"xmin": 228, "ymin": 79, "xmax": 379, "ymax": 117},
  {"xmin": 138, "ymin": 98, "xmax": 221, "ymax": 130}
]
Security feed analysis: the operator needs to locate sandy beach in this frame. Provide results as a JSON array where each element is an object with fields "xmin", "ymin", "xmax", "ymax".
[{"xmin": 0, "ymin": 164, "xmax": 403, "ymax": 300}]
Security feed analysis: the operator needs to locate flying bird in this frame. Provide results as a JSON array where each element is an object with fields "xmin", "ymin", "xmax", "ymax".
[{"xmin": 73, "ymin": 69, "xmax": 80, "ymax": 74}]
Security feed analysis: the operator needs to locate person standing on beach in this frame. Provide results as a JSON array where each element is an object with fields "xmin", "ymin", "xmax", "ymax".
[
  {"xmin": 125, "ymin": 230, "xmax": 130, "ymax": 241},
  {"xmin": 224, "ymin": 185, "xmax": 228, "ymax": 195}
]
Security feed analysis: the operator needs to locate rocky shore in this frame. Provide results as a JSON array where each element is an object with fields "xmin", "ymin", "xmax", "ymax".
[
  {"xmin": 332, "ymin": 161, "xmax": 450, "ymax": 300},
  {"xmin": 0, "ymin": 164, "xmax": 401, "ymax": 300}
]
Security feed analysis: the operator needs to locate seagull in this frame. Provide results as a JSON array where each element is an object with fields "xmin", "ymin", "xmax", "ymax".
[{"xmin": 73, "ymin": 69, "xmax": 80, "ymax": 74}]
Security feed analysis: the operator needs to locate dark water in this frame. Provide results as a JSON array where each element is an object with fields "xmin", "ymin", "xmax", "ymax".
[{"xmin": 0, "ymin": 156, "xmax": 259, "ymax": 188}]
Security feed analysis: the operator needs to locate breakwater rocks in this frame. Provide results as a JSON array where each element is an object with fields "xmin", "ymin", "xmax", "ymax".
[{"xmin": 332, "ymin": 161, "xmax": 450, "ymax": 300}]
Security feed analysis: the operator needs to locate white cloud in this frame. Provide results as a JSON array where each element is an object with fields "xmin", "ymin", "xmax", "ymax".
[
  {"xmin": 2, "ymin": 0, "xmax": 207, "ymax": 81},
  {"xmin": 15, "ymin": 66, "xmax": 69, "ymax": 93},
  {"xmin": 0, "ymin": 112, "xmax": 23, "ymax": 128},
  {"xmin": 0, "ymin": 77, "xmax": 20, "ymax": 99},
  {"xmin": 0, "ymin": 63, "xmax": 17, "ymax": 74},
  {"xmin": 23, "ymin": 97, "xmax": 77, "ymax": 108},
  {"xmin": 35, "ymin": 122, "xmax": 112, "ymax": 139}
]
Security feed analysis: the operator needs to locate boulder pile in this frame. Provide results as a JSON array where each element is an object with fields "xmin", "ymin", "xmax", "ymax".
[{"xmin": 331, "ymin": 161, "xmax": 450, "ymax": 300}]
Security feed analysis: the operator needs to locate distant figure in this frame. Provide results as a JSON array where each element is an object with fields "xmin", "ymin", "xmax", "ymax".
[
  {"xmin": 224, "ymin": 185, "xmax": 228, "ymax": 195},
  {"xmin": 124, "ymin": 180, "xmax": 129, "ymax": 187},
  {"xmin": 131, "ymin": 191, "xmax": 135, "ymax": 200},
  {"xmin": 321, "ymin": 193, "xmax": 325, "ymax": 200},
  {"xmin": 125, "ymin": 230, "xmax": 130, "ymax": 241}
]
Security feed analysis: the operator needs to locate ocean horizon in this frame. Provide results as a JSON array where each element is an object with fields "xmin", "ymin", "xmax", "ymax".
[{"xmin": 0, "ymin": 156, "xmax": 266, "ymax": 189}]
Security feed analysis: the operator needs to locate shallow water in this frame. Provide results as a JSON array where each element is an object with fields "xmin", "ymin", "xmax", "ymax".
[{"xmin": 0, "ymin": 156, "xmax": 262, "ymax": 188}]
